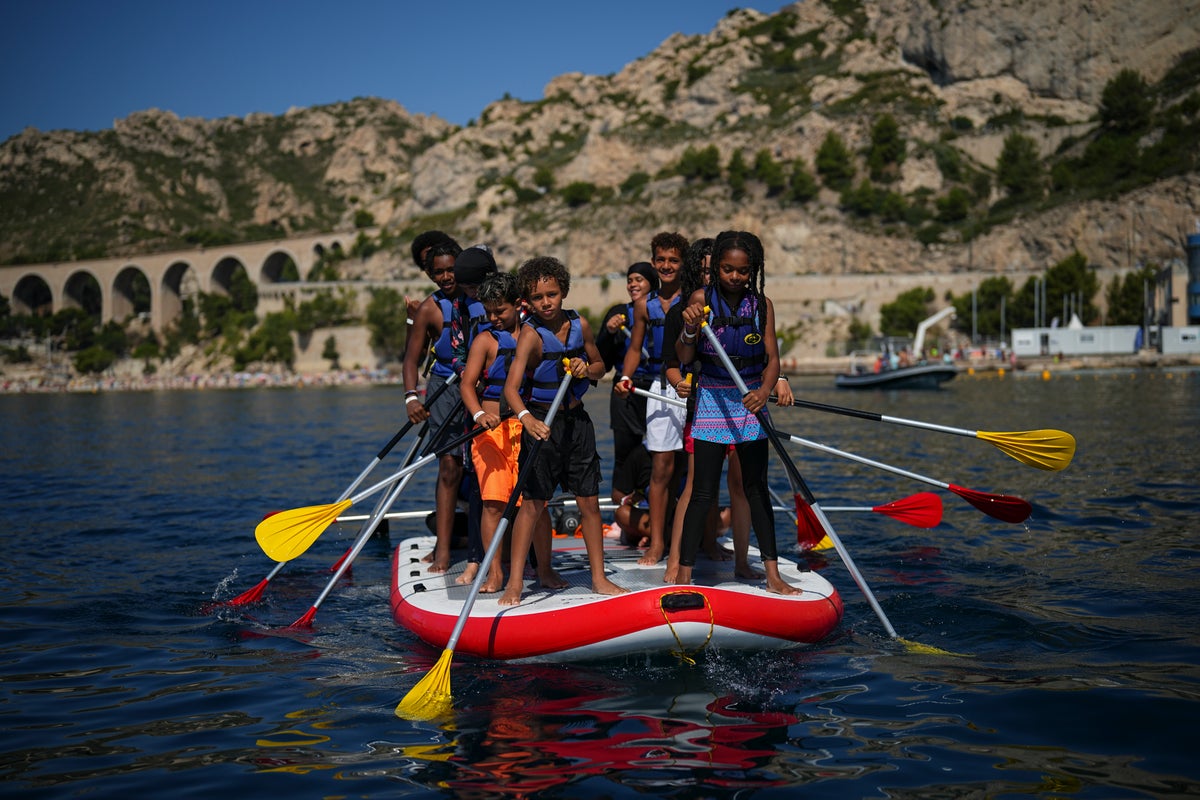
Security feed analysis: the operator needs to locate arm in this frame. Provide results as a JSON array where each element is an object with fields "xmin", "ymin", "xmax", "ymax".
[
  {"xmin": 504, "ymin": 328, "xmax": 550, "ymax": 441},
  {"xmin": 744, "ymin": 297, "xmax": 781, "ymax": 415},
  {"xmin": 614, "ymin": 298, "xmax": 648, "ymax": 394},
  {"xmin": 402, "ymin": 297, "xmax": 440, "ymax": 423},
  {"xmin": 576, "ymin": 317, "xmax": 608, "ymax": 383},
  {"xmin": 595, "ymin": 304, "xmax": 626, "ymax": 372},
  {"xmin": 460, "ymin": 335, "xmax": 499, "ymax": 429},
  {"xmin": 675, "ymin": 289, "xmax": 707, "ymax": 369}
]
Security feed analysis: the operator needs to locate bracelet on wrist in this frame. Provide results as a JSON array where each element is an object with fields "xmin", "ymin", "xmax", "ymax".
[
  {"xmin": 776, "ymin": 375, "xmax": 789, "ymax": 383},
  {"xmin": 517, "ymin": 409, "xmax": 531, "ymax": 420},
  {"xmin": 472, "ymin": 410, "xmax": 486, "ymax": 422},
  {"xmin": 405, "ymin": 395, "xmax": 420, "ymax": 405}
]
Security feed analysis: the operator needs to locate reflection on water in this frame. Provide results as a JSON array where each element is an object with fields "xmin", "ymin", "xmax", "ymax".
[{"xmin": 1, "ymin": 372, "xmax": 1199, "ymax": 797}]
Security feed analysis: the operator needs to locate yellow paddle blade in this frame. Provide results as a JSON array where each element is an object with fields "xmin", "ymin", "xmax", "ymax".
[
  {"xmin": 395, "ymin": 649, "xmax": 454, "ymax": 721},
  {"xmin": 898, "ymin": 638, "xmax": 972, "ymax": 657},
  {"xmin": 254, "ymin": 499, "xmax": 353, "ymax": 562},
  {"xmin": 977, "ymin": 429, "xmax": 1076, "ymax": 471}
]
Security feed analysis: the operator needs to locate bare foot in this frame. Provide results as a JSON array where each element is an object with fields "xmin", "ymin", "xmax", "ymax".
[
  {"xmin": 663, "ymin": 563, "xmax": 679, "ymax": 584},
  {"xmin": 456, "ymin": 563, "xmax": 479, "ymax": 585},
  {"xmin": 637, "ymin": 543, "xmax": 664, "ymax": 566},
  {"xmin": 421, "ymin": 550, "xmax": 433, "ymax": 563},
  {"xmin": 498, "ymin": 587, "xmax": 523, "ymax": 606},
  {"xmin": 427, "ymin": 553, "xmax": 451, "ymax": 574},
  {"xmin": 735, "ymin": 562, "xmax": 764, "ymax": 580},
  {"xmin": 766, "ymin": 576, "xmax": 801, "ymax": 596},
  {"xmin": 537, "ymin": 568, "xmax": 569, "ymax": 590},
  {"xmin": 673, "ymin": 565, "xmax": 693, "ymax": 586},
  {"xmin": 479, "ymin": 576, "xmax": 505, "ymax": 594},
  {"xmin": 592, "ymin": 576, "xmax": 629, "ymax": 596}
]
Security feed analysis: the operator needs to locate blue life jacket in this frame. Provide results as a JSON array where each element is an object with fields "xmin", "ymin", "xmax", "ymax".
[
  {"xmin": 431, "ymin": 291, "xmax": 489, "ymax": 377},
  {"xmin": 527, "ymin": 311, "xmax": 588, "ymax": 405},
  {"xmin": 698, "ymin": 290, "xmax": 766, "ymax": 383},
  {"xmin": 641, "ymin": 291, "xmax": 680, "ymax": 378},
  {"xmin": 480, "ymin": 328, "xmax": 517, "ymax": 401}
]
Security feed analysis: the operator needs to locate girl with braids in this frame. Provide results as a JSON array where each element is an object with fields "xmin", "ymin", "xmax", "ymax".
[{"xmin": 674, "ymin": 231, "xmax": 798, "ymax": 594}]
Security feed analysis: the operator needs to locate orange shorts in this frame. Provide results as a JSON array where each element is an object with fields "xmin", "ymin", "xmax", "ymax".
[{"xmin": 471, "ymin": 418, "xmax": 523, "ymax": 503}]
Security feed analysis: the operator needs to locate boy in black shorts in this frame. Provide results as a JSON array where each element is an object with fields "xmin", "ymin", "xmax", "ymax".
[{"xmin": 502, "ymin": 257, "xmax": 629, "ymax": 606}]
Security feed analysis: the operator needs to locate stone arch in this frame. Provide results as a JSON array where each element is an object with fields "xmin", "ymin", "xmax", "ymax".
[
  {"xmin": 261, "ymin": 249, "xmax": 301, "ymax": 284},
  {"xmin": 211, "ymin": 255, "xmax": 248, "ymax": 297},
  {"xmin": 63, "ymin": 269, "xmax": 103, "ymax": 319},
  {"xmin": 159, "ymin": 260, "xmax": 194, "ymax": 330},
  {"xmin": 11, "ymin": 274, "xmax": 54, "ymax": 317},
  {"xmin": 112, "ymin": 264, "xmax": 151, "ymax": 323}
]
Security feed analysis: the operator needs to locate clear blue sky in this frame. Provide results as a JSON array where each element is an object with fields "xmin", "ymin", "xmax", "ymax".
[{"xmin": 0, "ymin": 0, "xmax": 794, "ymax": 143}]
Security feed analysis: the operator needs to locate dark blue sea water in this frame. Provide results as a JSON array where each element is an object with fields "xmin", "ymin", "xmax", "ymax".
[{"xmin": 2, "ymin": 370, "xmax": 1198, "ymax": 798}]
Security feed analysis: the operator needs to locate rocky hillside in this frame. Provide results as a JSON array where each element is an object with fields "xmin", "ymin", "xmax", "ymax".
[{"xmin": 2, "ymin": 0, "xmax": 1198, "ymax": 283}]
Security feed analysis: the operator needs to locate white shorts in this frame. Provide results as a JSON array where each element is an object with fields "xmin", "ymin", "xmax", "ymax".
[{"xmin": 644, "ymin": 377, "xmax": 686, "ymax": 452}]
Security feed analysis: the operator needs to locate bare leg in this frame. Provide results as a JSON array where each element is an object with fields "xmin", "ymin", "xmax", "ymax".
[
  {"xmin": 639, "ymin": 451, "xmax": 675, "ymax": 565},
  {"xmin": 462, "ymin": 499, "xmax": 506, "ymax": 592},
  {"xmin": 533, "ymin": 507, "xmax": 567, "ymax": 589},
  {"xmin": 500, "ymin": 498, "xmax": 544, "ymax": 606},
  {"xmin": 426, "ymin": 454, "xmax": 462, "ymax": 573},
  {"xmin": 577, "ymin": 494, "xmax": 627, "ymax": 595},
  {"xmin": 663, "ymin": 451, "xmax": 694, "ymax": 583}
]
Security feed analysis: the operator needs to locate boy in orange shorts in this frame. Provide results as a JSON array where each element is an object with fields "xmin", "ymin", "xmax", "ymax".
[{"xmin": 459, "ymin": 272, "xmax": 553, "ymax": 592}]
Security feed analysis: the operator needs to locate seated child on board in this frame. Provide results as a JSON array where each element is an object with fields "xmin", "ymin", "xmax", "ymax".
[{"xmin": 502, "ymin": 256, "xmax": 629, "ymax": 606}]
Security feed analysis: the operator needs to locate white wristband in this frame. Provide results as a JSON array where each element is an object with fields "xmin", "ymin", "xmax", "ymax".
[
  {"xmin": 405, "ymin": 395, "xmax": 420, "ymax": 405},
  {"xmin": 472, "ymin": 410, "xmax": 486, "ymax": 422},
  {"xmin": 517, "ymin": 409, "xmax": 531, "ymax": 420}
]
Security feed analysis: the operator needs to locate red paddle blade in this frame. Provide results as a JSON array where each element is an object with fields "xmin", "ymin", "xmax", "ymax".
[
  {"xmin": 948, "ymin": 484, "xmax": 1032, "ymax": 523},
  {"xmin": 290, "ymin": 607, "xmax": 318, "ymax": 629},
  {"xmin": 794, "ymin": 496, "xmax": 826, "ymax": 550},
  {"xmin": 872, "ymin": 492, "xmax": 942, "ymax": 529},
  {"xmin": 226, "ymin": 578, "xmax": 269, "ymax": 606}
]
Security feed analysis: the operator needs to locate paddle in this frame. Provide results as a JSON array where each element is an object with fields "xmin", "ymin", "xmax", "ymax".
[
  {"xmin": 789, "ymin": 397, "xmax": 1075, "ymax": 471},
  {"xmin": 695, "ymin": 311, "xmax": 953, "ymax": 654},
  {"xmin": 774, "ymin": 427, "xmax": 1032, "ymax": 524},
  {"xmin": 395, "ymin": 361, "xmax": 576, "ymax": 721},
  {"xmin": 228, "ymin": 379, "xmax": 460, "ymax": 603},
  {"xmin": 255, "ymin": 420, "xmax": 492, "ymax": 563}
]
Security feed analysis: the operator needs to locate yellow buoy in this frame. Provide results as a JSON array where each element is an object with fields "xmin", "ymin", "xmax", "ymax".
[{"xmin": 1041, "ymin": 369, "xmax": 1051, "ymax": 381}]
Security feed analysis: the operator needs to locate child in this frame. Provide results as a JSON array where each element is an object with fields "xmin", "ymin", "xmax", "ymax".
[
  {"xmin": 402, "ymin": 239, "xmax": 487, "ymax": 573},
  {"xmin": 614, "ymin": 232, "xmax": 690, "ymax": 566},
  {"xmin": 457, "ymin": 271, "xmax": 553, "ymax": 592},
  {"xmin": 674, "ymin": 230, "xmax": 799, "ymax": 595},
  {"xmin": 501, "ymin": 257, "xmax": 628, "ymax": 606},
  {"xmin": 595, "ymin": 261, "xmax": 659, "ymax": 493}
]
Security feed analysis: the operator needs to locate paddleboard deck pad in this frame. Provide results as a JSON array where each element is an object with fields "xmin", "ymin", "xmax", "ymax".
[{"xmin": 390, "ymin": 534, "xmax": 843, "ymax": 662}]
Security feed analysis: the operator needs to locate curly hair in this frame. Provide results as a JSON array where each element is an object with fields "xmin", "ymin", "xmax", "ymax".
[
  {"xmin": 709, "ymin": 230, "xmax": 767, "ymax": 331},
  {"xmin": 477, "ymin": 271, "xmax": 521, "ymax": 306},
  {"xmin": 516, "ymin": 256, "xmax": 571, "ymax": 298},
  {"xmin": 410, "ymin": 230, "xmax": 456, "ymax": 269},
  {"xmin": 650, "ymin": 231, "xmax": 690, "ymax": 261},
  {"xmin": 423, "ymin": 239, "xmax": 463, "ymax": 274},
  {"xmin": 680, "ymin": 237, "xmax": 714, "ymax": 297}
]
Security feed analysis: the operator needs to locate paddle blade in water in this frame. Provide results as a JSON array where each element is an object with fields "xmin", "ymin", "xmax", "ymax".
[
  {"xmin": 226, "ymin": 578, "xmax": 270, "ymax": 606},
  {"xmin": 254, "ymin": 499, "xmax": 353, "ymax": 562},
  {"xmin": 395, "ymin": 649, "xmax": 454, "ymax": 721},
  {"xmin": 977, "ymin": 429, "xmax": 1076, "ymax": 471},
  {"xmin": 898, "ymin": 637, "xmax": 972, "ymax": 657},
  {"xmin": 874, "ymin": 492, "xmax": 942, "ymax": 529},
  {"xmin": 948, "ymin": 484, "xmax": 1032, "ymax": 523},
  {"xmin": 794, "ymin": 498, "xmax": 826, "ymax": 550}
]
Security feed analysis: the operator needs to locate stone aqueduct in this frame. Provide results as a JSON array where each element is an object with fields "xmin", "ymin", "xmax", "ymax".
[{"xmin": 0, "ymin": 231, "xmax": 361, "ymax": 333}]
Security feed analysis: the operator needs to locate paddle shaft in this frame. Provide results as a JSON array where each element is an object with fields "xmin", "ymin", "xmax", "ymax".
[
  {"xmin": 442, "ymin": 367, "xmax": 577, "ymax": 654},
  {"xmin": 697, "ymin": 318, "xmax": 901, "ymax": 640},
  {"xmin": 791, "ymin": 396, "xmax": 980, "ymax": 439},
  {"xmin": 337, "ymin": 373, "xmax": 459, "ymax": 502}
]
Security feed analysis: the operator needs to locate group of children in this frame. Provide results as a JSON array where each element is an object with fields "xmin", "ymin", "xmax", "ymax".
[{"xmin": 402, "ymin": 229, "xmax": 799, "ymax": 606}]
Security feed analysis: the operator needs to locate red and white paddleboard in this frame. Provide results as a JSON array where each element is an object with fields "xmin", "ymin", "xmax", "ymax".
[{"xmin": 390, "ymin": 534, "xmax": 842, "ymax": 662}]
